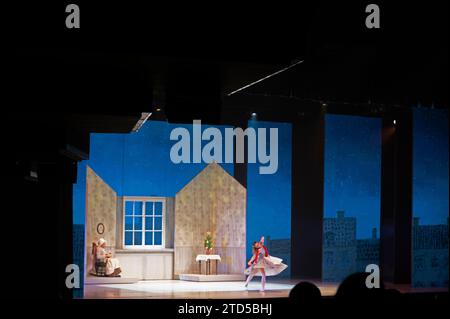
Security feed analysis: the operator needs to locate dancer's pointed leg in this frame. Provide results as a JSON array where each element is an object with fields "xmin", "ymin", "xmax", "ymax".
[
  {"xmin": 260, "ymin": 269, "xmax": 266, "ymax": 292},
  {"xmin": 244, "ymin": 271, "xmax": 255, "ymax": 287}
]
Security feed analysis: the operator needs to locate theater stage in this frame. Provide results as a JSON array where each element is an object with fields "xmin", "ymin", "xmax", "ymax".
[
  {"xmin": 83, "ymin": 279, "xmax": 448, "ymax": 299},
  {"xmin": 83, "ymin": 279, "xmax": 335, "ymax": 299}
]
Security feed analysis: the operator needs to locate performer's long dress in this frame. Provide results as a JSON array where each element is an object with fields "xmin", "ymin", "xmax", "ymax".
[
  {"xmin": 95, "ymin": 247, "xmax": 121, "ymax": 276},
  {"xmin": 244, "ymin": 247, "xmax": 288, "ymax": 276}
]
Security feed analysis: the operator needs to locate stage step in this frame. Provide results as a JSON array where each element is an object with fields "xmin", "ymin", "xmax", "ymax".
[{"xmin": 85, "ymin": 276, "xmax": 140, "ymax": 285}]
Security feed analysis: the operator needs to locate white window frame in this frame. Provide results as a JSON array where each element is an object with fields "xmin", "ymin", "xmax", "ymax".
[{"xmin": 122, "ymin": 196, "xmax": 165, "ymax": 250}]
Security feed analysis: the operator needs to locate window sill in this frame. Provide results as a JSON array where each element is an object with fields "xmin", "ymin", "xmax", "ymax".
[{"xmin": 115, "ymin": 248, "xmax": 174, "ymax": 254}]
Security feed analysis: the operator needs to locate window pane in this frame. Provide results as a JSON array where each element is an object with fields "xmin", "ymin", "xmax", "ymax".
[
  {"xmin": 154, "ymin": 217, "xmax": 162, "ymax": 231},
  {"xmin": 134, "ymin": 231, "xmax": 142, "ymax": 245},
  {"xmin": 125, "ymin": 231, "xmax": 133, "ymax": 245},
  {"xmin": 145, "ymin": 202, "xmax": 154, "ymax": 215},
  {"xmin": 154, "ymin": 202, "xmax": 163, "ymax": 215},
  {"xmin": 125, "ymin": 217, "xmax": 133, "ymax": 230},
  {"xmin": 135, "ymin": 201, "xmax": 143, "ymax": 215},
  {"xmin": 134, "ymin": 217, "xmax": 142, "ymax": 230},
  {"xmin": 154, "ymin": 231, "xmax": 162, "ymax": 245},
  {"xmin": 145, "ymin": 217, "xmax": 153, "ymax": 231},
  {"xmin": 145, "ymin": 232, "xmax": 153, "ymax": 245},
  {"xmin": 125, "ymin": 201, "xmax": 133, "ymax": 216}
]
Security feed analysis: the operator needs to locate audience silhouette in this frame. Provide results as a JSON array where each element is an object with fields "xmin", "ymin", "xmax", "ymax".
[
  {"xmin": 335, "ymin": 272, "xmax": 385, "ymax": 301},
  {"xmin": 289, "ymin": 281, "xmax": 322, "ymax": 302},
  {"xmin": 289, "ymin": 272, "xmax": 393, "ymax": 304},
  {"xmin": 288, "ymin": 272, "xmax": 447, "ymax": 313}
]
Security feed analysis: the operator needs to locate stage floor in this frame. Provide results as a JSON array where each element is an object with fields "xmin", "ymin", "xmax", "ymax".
[
  {"xmin": 83, "ymin": 279, "xmax": 449, "ymax": 299},
  {"xmin": 83, "ymin": 279, "xmax": 336, "ymax": 299}
]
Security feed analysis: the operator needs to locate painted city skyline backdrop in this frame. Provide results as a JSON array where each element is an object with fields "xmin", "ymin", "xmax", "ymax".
[
  {"xmin": 413, "ymin": 107, "xmax": 449, "ymax": 226},
  {"xmin": 324, "ymin": 114, "xmax": 381, "ymax": 239}
]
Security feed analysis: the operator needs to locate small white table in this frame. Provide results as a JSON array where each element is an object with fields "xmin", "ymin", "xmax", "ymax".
[{"xmin": 196, "ymin": 254, "xmax": 221, "ymax": 275}]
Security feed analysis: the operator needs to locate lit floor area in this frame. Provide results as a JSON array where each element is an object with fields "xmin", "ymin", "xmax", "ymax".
[
  {"xmin": 83, "ymin": 279, "xmax": 448, "ymax": 299},
  {"xmin": 83, "ymin": 279, "xmax": 338, "ymax": 299}
]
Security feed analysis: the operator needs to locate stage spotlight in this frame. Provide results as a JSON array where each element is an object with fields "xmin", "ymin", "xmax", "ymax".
[
  {"xmin": 393, "ymin": 119, "xmax": 396, "ymax": 125},
  {"xmin": 251, "ymin": 112, "xmax": 257, "ymax": 117},
  {"xmin": 156, "ymin": 107, "xmax": 161, "ymax": 112}
]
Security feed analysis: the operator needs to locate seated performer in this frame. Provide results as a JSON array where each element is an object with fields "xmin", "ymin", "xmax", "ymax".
[
  {"xmin": 95, "ymin": 238, "xmax": 122, "ymax": 277},
  {"xmin": 244, "ymin": 236, "xmax": 287, "ymax": 292}
]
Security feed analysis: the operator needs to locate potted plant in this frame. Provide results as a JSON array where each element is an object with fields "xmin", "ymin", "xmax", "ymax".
[{"xmin": 204, "ymin": 231, "xmax": 213, "ymax": 255}]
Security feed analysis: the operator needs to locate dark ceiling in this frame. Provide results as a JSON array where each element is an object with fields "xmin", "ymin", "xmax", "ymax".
[{"xmin": 8, "ymin": 1, "xmax": 449, "ymax": 127}]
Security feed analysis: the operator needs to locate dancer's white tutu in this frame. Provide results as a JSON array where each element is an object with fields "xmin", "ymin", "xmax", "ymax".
[{"xmin": 244, "ymin": 256, "xmax": 288, "ymax": 276}]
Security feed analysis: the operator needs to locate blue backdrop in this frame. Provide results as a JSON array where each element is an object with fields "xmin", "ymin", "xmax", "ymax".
[{"xmin": 73, "ymin": 121, "xmax": 234, "ymax": 224}]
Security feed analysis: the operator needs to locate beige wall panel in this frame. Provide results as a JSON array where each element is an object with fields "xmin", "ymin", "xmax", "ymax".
[
  {"xmin": 174, "ymin": 163, "xmax": 246, "ymax": 275},
  {"xmin": 85, "ymin": 166, "xmax": 117, "ymax": 272},
  {"xmin": 116, "ymin": 252, "xmax": 174, "ymax": 280}
]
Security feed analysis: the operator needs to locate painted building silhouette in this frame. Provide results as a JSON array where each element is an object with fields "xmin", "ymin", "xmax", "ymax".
[
  {"xmin": 72, "ymin": 224, "xmax": 85, "ymax": 298},
  {"xmin": 412, "ymin": 217, "xmax": 449, "ymax": 287},
  {"xmin": 356, "ymin": 228, "xmax": 380, "ymax": 271},
  {"xmin": 322, "ymin": 211, "xmax": 357, "ymax": 282}
]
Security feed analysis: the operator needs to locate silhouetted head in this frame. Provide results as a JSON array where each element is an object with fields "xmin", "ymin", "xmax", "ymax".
[
  {"xmin": 289, "ymin": 281, "xmax": 322, "ymax": 302},
  {"xmin": 335, "ymin": 272, "xmax": 384, "ymax": 301}
]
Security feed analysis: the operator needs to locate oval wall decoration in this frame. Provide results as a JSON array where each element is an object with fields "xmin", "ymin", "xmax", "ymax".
[{"xmin": 97, "ymin": 223, "xmax": 105, "ymax": 235}]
